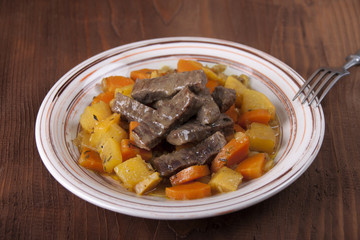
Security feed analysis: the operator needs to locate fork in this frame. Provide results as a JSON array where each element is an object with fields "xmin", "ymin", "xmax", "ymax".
[{"xmin": 293, "ymin": 50, "xmax": 360, "ymax": 106}]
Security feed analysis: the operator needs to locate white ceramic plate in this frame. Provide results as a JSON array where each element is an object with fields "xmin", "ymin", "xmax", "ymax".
[{"xmin": 35, "ymin": 37, "xmax": 325, "ymax": 220}]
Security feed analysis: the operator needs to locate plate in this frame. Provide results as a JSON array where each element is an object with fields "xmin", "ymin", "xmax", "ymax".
[{"xmin": 35, "ymin": 37, "xmax": 325, "ymax": 220}]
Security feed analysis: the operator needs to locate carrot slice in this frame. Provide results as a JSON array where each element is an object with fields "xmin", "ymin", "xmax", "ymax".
[
  {"xmin": 177, "ymin": 59, "xmax": 203, "ymax": 73},
  {"xmin": 101, "ymin": 76, "xmax": 134, "ymax": 93},
  {"xmin": 120, "ymin": 139, "xmax": 152, "ymax": 161},
  {"xmin": 225, "ymin": 104, "xmax": 239, "ymax": 123},
  {"xmin": 165, "ymin": 182, "xmax": 211, "ymax": 200},
  {"xmin": 238, "ymin": 109, "xmax": 272, "ymax": 127},
  {"xmin": 205, "ymin": 79, "xmax": 220, "ymax": 93},
  {"xmin": 234, "ymin": 124, "xmax": 245, "ymax": 133},
  {"xmin": 211, "ymin": 132, "xmax": 249, "ymax": 172},
  {"xmin": 235, "ymin": 153, "xmax": 266, "ymax": 179},
  {"xmin": 169, "ymin": 165, "xmax": 210, "ymax": 186},
  {"xmin": 78, "ymin": 148, "xmax": 104, "ymax": 173},
  {"xmin": 91, "ymin": 91, "xmax": 114, "ymax": 105},
  {"xmin": 130, "ymin": 68, "xmax": 157, "ymax": 80},
  {"xmin": 129, "ymin": 121, "xmax": 140, "ymax": 143}
]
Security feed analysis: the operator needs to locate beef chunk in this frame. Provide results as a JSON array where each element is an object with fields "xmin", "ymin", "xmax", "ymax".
[
  {"xmin": 151, "ymin": 98, "xmax": 170, "ymax": 109},
  {"xmin": 131, "ymin": 87, "xmax": 201, "ymax": 150},
  {"xmin": 153, "ymin": 131, "xmax": 227, "ymax": 177},
  {"xmin": 212, "ymin": 86, "xmax": 237, "ymax": 112},
  {"xmin": 166, "ymin": 114, "xmax": 234, "ymax": 145},
  {"xmin": 131, "ymin": 70, "xmax": 207, "ymax": 104},
  {"xmin": 111, "ymin": 93, "xmax": 156, "ymax": 123},
  {"xmin": 196, "ymin": 89, "xmax": 221, "ymax": 124}
]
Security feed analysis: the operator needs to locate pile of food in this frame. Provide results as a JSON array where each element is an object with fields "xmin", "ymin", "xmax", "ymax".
[{"xmin": 74, "ymin": 59, "xmax": 279, "ymax": 200}]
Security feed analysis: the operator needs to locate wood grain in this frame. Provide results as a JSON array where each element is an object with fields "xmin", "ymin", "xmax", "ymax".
[{"xmin": 1, "ymin": 0, "xmax": 359, "ymax": 239}]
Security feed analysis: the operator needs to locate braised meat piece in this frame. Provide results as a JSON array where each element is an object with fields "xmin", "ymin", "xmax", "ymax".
[
  {"xmin": 153, "ymin": 131, "xmax": 227, "ymax": 177},
  {"xmin": 111, "ymin": 93, "xmax": 156, "ymax": 124},
  {"xmin": 131, "ymin": 87, "xmax": 201, "ymax": 150},
  {"xmin": 131, "ymin": 70, "xmax": 207, "ymax": 104},
  {"xmin": 151, "ymin": 98, "xmax": 170, "ymax": 109},
  {"xmin": 196, "ymin": 89, "xmax": 221, "ymax": 124},
  {"xmin": 212, "ymin": 86, "xmax": 237, "ymax": 112},
  {"xmin": 166, "ymin": 114, "xmax": 234, "ymax": 145}
]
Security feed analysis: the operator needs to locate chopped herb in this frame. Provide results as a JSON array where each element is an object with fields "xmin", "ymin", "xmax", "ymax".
[{"xmin": 93, "ymin": 114, "xmax": 98, "ymax": 121}]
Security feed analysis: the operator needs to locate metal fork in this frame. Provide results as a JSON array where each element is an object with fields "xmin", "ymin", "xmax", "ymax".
[{"xmin": 293, "ymin": 50, "xmax": 360, "ymax": 106}]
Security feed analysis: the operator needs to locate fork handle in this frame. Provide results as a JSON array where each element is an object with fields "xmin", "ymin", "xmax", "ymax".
[{"xmin": 343, "ymin": 50, "xmax": 360, "ymax": 70}]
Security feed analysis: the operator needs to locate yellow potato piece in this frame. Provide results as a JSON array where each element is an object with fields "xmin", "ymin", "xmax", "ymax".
[
  {"xmin": 246, "ymin": 122, "xmax": 276, "ymax": 154},
  {"xmin": 209, "ymin": 167, "xmax": 243, "ymax": 193},
  {"xmin": 89, "ymin": 113, "xmax": 119, "ymax": 147},
  {"xmin": 202, "ymin": 67, "xmax": 224, "ymax": 85},
  {"xmin": 114, "ymin": 84, "xmax": 134, "ymax": 98},
  {"xmin": 135, "ymin": 172, "xmax": 162, "ymax": 195},
  {"xmin": 99, "ymin": 137, "xmax": 123, "ymax": 173},
  {"xmin": 89, "ymin": 114, "xmax": 128, "ymax": 150},
  {"xmin": 79, "ymin": 101, "xmax": 112, "ymax": 133},
  {"xmin": 224, "ymin": 75, "xmax": 248, "ymax": 106},
  {"xmin": 114, "ymin": 155, "xmax": 154, "ymax": 191},
  {"xmin": 241, "ymin": 89, "xmax": 276, "ymax": 120},
  {"xmin": 73, "ymin": 129, "xmax": 95, "ymax": 151}
]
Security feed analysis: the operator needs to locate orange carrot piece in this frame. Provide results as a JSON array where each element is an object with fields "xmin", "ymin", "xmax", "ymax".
[
  {"xmin": 120, "ymin": 139, "xmax": 152, "ymax": 161},
  {"xmin": 234, "ymin": 124, "xmax": 245, "ymax": 133},
  {"xmin": 129, "ymin": 121, "xmax": 140, "ymax": 143},
  {"xmin": 165, "ymin": 181, "xmax": 211, "ymax": 200},
  {"xmin": 91, "ymin": 91, "xmax": 114, "ymax": 105},
  {"xmin": 130, "ymin": 68, "xmax": 157, "ymax": 80},
  {"xmin": 238, "ymin": 109, "xmax": 272, "ymax": 127},
  {"xmin": 177, "ymin": 59, "xmax": 203, "ymax": 73},
  {"xmin": 235, "ymin": 153, "xmax": 266, "ymax": 180},
  {"xmin": 205, "ymin": 79, "xmax": 220, "ymax": 93},
  {"xmin": 101, "ymin": 76, "xmax": 134, "ymax": 93},
  {"xmin": 225, "ymin": 104, "xmax": 239, "ymax": 123},
  {"xmin": 78, "ymin": 148, "xmax": 104, "ymax": 173},
  {"xmin": 211, "ymin": 133, "xmax": 250, "ymax": 172},
  {"xmin": 169, "ymin": 165, "xmax": 210, "ymax": 186}
]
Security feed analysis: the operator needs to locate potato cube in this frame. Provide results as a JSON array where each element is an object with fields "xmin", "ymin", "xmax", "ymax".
[
  {"xmin": 89, "ymin": 113, "xmax": 119, "ymax": 147},
  {"xmin": 224, "ymin": 75, "xmax": 248, "ymax": 106},
  {"xmin": 241, "ymin": 89, "xmax": 275, "ymax": 119},
  {"xmin": 135, "ymin": 172, "xmax": 162, "ymax": 195},
  {"xmin": 209, "ymin": 167, "xmax": 243, "ymax": 193},
  {"xmin": 202, "ymin": 67, "xmax": 223, "ymax": 84},
  {"xmin": 89, "ymin": 114, "xmax": 128, "ymax": 150},
  {"xmin": 246, "ymin": 122, "xmax": 276, "ymax": 154},
  {"xmin": 73, "ymin": 129, "xmax": 95, "ymax": 151},
  {"xmin": 114, "ymin": 155, "xmax": 154, "ymax": 190},
  {"xmin": 79, "ymin": 101, "xmax": 112, "ymax": 132},
  {"xmin": 150, "ymin": 71, "xmax": 160, "ymax": 78},
  {"xmin": 99, "ymin": 137, "xmax": 123, "ymax": 173},
  {"xmin": 114, "ymin": 84, "xmax": 134, "ymax": 98},
  {"xmin": 105, "ymin": 124, "xmax": 128, "ymax": 144}
]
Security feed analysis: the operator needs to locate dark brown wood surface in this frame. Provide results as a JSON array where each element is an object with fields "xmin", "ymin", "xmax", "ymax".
[{"xmin": 1, "ymin": 0, "xmax": 359, "ymax": 239}]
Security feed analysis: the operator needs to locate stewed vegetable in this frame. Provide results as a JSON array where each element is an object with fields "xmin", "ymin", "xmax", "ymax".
[{"xmin": 74, "ymin": 59, "xmax": 280, "ymax": 200}]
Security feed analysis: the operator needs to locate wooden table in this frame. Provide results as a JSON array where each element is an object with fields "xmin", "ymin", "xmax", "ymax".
[{"xmin": 1, "ymin": 0, "xmax": 359, "ymax": 239}]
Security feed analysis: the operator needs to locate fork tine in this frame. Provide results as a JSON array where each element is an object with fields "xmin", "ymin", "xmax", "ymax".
[
  {"xmin": 301, "ymin": 70, "xmax": 329, "ymax": 103},
  {"xmin": 307, "ymin": 71, "xmax": 338, "ymax": 105},
  {"xmin": 292, "ymin": 68, "xmax": 323, "ymax": 100},
  {"xmin": 315, "ymin": 72, "xmax": 349, "ymax": 106}
]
